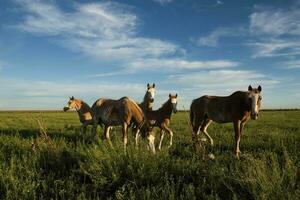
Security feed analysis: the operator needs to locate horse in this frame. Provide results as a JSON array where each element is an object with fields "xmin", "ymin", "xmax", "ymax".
[
  {"xmin": 63, "ymin": 96, "xmax": 93, "ymax": 135},
  {"xmin": 145, "ymin": 94, "xmax": 178, "ymax": 150},
  {"xmin": 134, "ymin": 83, "xmax": 156, "ymax": 146},
  {"xmin": 91, "ymin": 97, "xmax": 156, "ymax": 153},
  {"xmin": 190, "ymin": 85, "xmax": 262, "ymax": 158},
  {"xmin": 139, "ymin": 83, "xmax": 156, "ymax": 112}
]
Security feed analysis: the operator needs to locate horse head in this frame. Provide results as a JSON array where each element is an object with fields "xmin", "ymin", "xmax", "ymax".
[
  {"xmin": 248, "ymin": 85, "xmax": 262, "ymax": 120},
  {"xmin": 169, "ymin": 93, "xmax": 178, "ymax": 113},
  {"xmin": 63, "ymin": 96, "xmax": 80, "ymax": 111},
  {"xmin": 146, "ymin": 83, "xmax": 156, "ymax": 108}
]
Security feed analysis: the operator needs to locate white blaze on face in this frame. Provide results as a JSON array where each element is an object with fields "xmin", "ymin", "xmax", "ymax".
[
  {"xmin": 251, "ymin": 94, "xmax": 259, "ymax": 115},
  {"xmin": 64, "ymin": 102, "xmax": 70, "ymax": 108},
  {"xmin": 171, "ymin": 98, "xmax": 177, "ymax": 104},
  {"xmin": 148, "ymin": 88, "xmax": 155, "ymax": 99}
]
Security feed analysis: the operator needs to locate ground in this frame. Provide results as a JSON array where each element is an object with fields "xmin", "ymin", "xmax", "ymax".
[{"xmin": 0, "ymin": 110, "xmax": 299, "ymax": 199}]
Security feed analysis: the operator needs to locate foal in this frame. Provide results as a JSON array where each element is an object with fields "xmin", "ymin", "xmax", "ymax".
[
  {"xmin": 63, "ymin": 96, "xmax": 93, "ymax": 135},
  {"xmin": 146, "ymin": 94, "xmax": 178, "ymax": 150}
]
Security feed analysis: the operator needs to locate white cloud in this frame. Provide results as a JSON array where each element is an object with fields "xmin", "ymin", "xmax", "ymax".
[
  {"xmin": 283, "ymin": 60, "xmax": 300, "ymax": 69},
  {"xmin": 0, "ymin": 78, "xmax": 147, "ymax": 109},
  {"xmin": 249, "ymin": 6, "xmax": 300, "ymax": 58},
  {"xmin": 168, "ymin": 69, "xmax": 277, "ymax": 93},
  {"xmin": 250, "ymin": 6, "xmax": 300, "ymax": 36},
  {"xmin": 17, "ymin": 0, "xmax": 178, "ymax": 61},
  {"xmin": 247, "ymin": 38, "xmax": 300, "ymax": 58},
  {"xmin": 90, "ymin": 58, "xmax": 239, "ymax": 77},
  {"xmin": 196, "ymin": 27, "xmax": 246, "ymax": 47},
  {"xmin": 125, "ymin": 58, "xmax": 239, "ymax": 71},
  {"xmin": 153, "ymin": 0, "xmax": 173, "ymax": 5}
]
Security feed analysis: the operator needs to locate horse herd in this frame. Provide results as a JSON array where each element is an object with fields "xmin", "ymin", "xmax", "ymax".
[{"xmin": 63, "ymin": 83, "xmax": 262, "ymax": 158}]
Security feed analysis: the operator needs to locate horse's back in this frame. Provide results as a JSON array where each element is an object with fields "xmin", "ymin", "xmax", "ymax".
[{"xmin": 191, "ymin": 91, "xmax": 250, "ymax": 123}]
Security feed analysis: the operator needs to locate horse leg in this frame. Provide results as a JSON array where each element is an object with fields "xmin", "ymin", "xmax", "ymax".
[
  {"xmin": 163, "ymin": 125, "xmax": 173, "ymax": 148},
  {"xmin": 240, "ymin": 118, "xmax": 248, "ymax": 135},
  {"xmin": 147, "ymin": 132, "xmax": 156, "ymax": 154},
  {"xmin": 103, "ymin": 125, "xmax": 113, "ymax": 147},
  {"xmin": 158, "ymin": 129, "xmax": 165, "ymax": 150},
  {"xmin": 200, "ymin": 119, "xmax": 213, "ymax": 146},
  {"xmin": 122, "ymin": 122, "xmax": 128, "ymax": 152},
  {"xmin": 92, "ymin": 118, "xmax": 99, "ymax": 140},
  {"xmin": 233, "ymin": 120, "xmax": 241, "ymax": 158},
  {"xmin": 192, "ymin": 117, "xmax": 203, "ymax": 141},
  {"xmin": 135, "ymin": 128, "xmax": 141, "ymax": 149},
  {"xmin": 80, "ymin": 124, "xmax": 84, "ymax": 136}
]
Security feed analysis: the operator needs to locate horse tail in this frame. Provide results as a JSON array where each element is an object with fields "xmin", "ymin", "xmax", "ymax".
[{"xmin": 189, "ymin": 100, "xmax": 195, "ymax": 129}]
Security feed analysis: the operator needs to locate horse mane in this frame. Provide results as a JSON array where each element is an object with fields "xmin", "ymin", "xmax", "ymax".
[{"xmin": 76, "ymin": 99, "xmax": 91, "ymax": 111}]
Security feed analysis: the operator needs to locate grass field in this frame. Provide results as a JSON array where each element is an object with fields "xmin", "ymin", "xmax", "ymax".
[{"xmin": 0, "ymin": 110, "xmax": 299, "ymax": 199}]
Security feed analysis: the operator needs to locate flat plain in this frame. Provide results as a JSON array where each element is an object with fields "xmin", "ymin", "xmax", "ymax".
[{"xmin": 0, "ymin": 110, "xmax": 299, "ymax": 199}]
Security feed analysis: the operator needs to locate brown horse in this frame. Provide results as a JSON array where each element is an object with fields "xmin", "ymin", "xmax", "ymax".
[
  {"xmin": 63, "ymin": 96, "xmax": 93, "ymax": 135},
  {"xmin": 190, "ymin": 85, "xmax": 262, "ymax": 157},
  {"xmin": 91, "ymin": 97, "xmax": 156, "ymax": 153},
  {"xmin": 146, "ymin": 94, "xmax": 178, "ymax": 150}
]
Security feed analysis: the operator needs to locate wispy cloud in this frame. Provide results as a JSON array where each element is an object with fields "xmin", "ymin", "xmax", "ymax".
[
  {"xmin": 250, "ymin": 6, "xmax": 300, "ymax": 36},
  {"xmin": 247, "ymin": 38, "xmax": 300, "ymax": 58},
  {"xmin": 125, "ymin": 58, "xmax": 239, "ymax": 71},
  {"xmin": 283, "ymin": 60, "xmax": 300, "ymax": 69},
  {"xmin": 90, "ymin": 58, "xmax": 239, "ymax": 77},
  {"xmin": 168, "ymin": 69, "xmax": 276, "ymax": 89},
  {"xmin": 153, "ymin": 0, "xmax": 173, "ymax": 5},
  {"xmin": 17, "ymin": 0, "xmax": 178, "ymax": 61},
  {"xmin": 196, "ymin": 27, "xmax": 246, "ymax": 47},
  {"xmin": 0, "ymin": 78, "xmax": 147, "ymax": 109},
  {"xmin": 165, "ymin": 69, "xmax": 280, "ymax": 108},
  {"xmin": 248, "ymin": 5, "xmax": 300, "ymax": 58}
]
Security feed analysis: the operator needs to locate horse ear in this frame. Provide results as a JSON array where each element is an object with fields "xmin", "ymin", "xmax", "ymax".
[
  {"xmin": 147, "ymin": 83, "xmax": 150, "ymax": 88},
  {"xmin": 258, "ymin": 85, "xmax": 262, "ymax": 92},
  {"xmin": 248, "ymin": 85, "xmax": 252, "ymax": 91},
  {"xmin": 153, "ymin": 83, "xmax": 155, "ymax": 88},
  {"xmin": 71, "ymin": 96, "xmax": 74, "ymax": 100},
  {"xmin": 175, "ymin": 93, "xmax": 178, "ymax": 98},
  {"xmin": 169, "ymin": 93, "xmax": 171, "ymax": 98}
]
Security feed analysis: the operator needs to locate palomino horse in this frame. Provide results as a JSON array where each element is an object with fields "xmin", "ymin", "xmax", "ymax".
[
  {"xmin": 145, "ymin": 94, "xmax": 178, "ymax": 150},
  {"xmin": 91, "ymin": 97, "xmax": 156, "ymax": 153},
  {"xmin": 63, "ymin": 96, "xmax": 93, "ymax": 135},
  {"xmin": 190, "ymin": 85, "xmax": 262, "ymax": 157},
  {"xmin": 139, "ymin": 83, "xmax": 156, "ymax": 112}
]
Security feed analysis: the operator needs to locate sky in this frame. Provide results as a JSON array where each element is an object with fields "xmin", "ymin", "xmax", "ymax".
[{"xmin": 0, "ymin": 0, "xmax": 300, "ymax": 110}]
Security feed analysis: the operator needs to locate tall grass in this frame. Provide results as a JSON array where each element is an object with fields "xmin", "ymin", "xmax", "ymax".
[{"xmin": 0, "ymin": 111, "xmax": 299, "ymax": 199}]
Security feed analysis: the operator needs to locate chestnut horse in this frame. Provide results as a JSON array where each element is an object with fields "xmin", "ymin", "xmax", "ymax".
[
  {"xmin": 190, "ymin": 85, "xmax": 262, "ymax": 157},
  {"xmin": 91, "ymin": 97, "xmax": 155, "ymax": 153},
  {"xmin": 146, "ymin": 94, "xmax": 178, "ymax": 150},
  {"xmin": 63, "ymin": 96, "xmax": 93, "ymax": 135}
]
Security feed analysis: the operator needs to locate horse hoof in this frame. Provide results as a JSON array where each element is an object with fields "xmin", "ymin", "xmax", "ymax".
[
  {"xmin": 208, "ymin": 153, "xmax": 215, "ymax": 160},
  {"xmin": 235, "ymin": 150, "xmax": 241, "ymax": 159}
]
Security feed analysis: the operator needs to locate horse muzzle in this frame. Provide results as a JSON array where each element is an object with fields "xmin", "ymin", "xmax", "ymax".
[
  {"xmin": 251, "ymin": 113, "xmax": 259, "ymax": 120},
  {"xmin": 63, "ymin": 107, "xmax": 69, "ymax": 112}
]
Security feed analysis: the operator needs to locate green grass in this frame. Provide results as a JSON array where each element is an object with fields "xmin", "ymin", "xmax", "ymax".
[{"xmin": 0, "ymin": 111, "xmax": 299, "ymax": 199}]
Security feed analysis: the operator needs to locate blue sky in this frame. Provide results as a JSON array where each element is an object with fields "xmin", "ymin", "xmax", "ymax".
[{"xmin": 0, "ymin": 0, "xmax": 300, "ymax": 110}]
